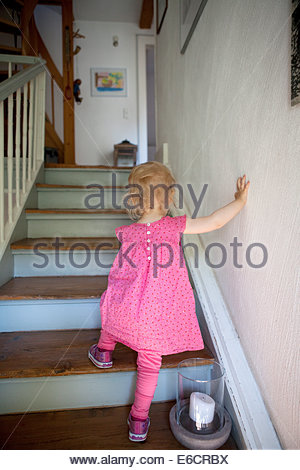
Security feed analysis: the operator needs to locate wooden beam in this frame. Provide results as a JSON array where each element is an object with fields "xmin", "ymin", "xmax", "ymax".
[
  {"xmin": 139, "ymin": 0, "xmax": 153, "ymax": 29},
  {"xmin": 21, "ymin": 0, "xmax": 39, "ymax": 55},
  {"xmin": 61, "ymin": 0, "xmax": 75, "ymax": 164}
]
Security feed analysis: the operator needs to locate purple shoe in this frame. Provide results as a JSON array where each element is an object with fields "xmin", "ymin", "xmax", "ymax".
[
  {"xmin": 127, "ymin": 412, "xmax": 150, "ymax": 442},
  {"xmin": 88, "ymin": 344, "xmax": 113, "ymax": 368}
]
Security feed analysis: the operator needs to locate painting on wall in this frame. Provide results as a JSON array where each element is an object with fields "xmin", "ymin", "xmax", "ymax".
[
  {"xmin": 90, "ymin": 67, "xmax": 127, "ymax": 97},
  {"xmin": 180, "ymin": 0, "xmax": 208, "ymax": 54},
  {"xmin": 291, "ymin": 0, "xmax": 300, "ymax": 106}
]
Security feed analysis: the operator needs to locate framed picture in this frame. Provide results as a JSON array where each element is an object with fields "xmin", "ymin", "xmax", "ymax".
[
  {"xmin": 180, "ymin": 0, "xmax": 208, "ymax": 54},
  {"xmin": 90, "ymin": 67, "xmax": 127, "ymax": 97},
  {"xmin": 291, "ymin": 0, "xmax": 300, "ymax": 106},
  {"xmin": 156, "ymin": 0, "xmax": 168, "ymax": 34}
]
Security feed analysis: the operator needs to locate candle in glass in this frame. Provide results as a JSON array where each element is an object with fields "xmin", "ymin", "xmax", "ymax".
[{"xmin": 189, "ymin": 392, "xmax": 215, "ymax": 430}]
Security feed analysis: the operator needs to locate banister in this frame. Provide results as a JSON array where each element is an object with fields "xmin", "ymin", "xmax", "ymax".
[{"xmin": 0, "ymin": 57, "xmax": 46, "ymax": 101}]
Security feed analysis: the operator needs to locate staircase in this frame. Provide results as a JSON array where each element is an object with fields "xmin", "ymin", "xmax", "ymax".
[{"xmin": 0, "ymin": 164, "xmax": 234, "ymax": 450}]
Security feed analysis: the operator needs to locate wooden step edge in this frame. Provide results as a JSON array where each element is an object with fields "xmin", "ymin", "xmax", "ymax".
[
  {"xmin": 0, "ymin": 45, "xmax": 22, "ymax": 53},
  {"xmin": 44, "ymin": 163, "xmax": 132, "ymax": 170},
  {"xmin": 10, "ymin": 237, "xmax": 120, "ymax": 251},
  {"xmin": 25, "ymin": 208, "xmax": 128, "ymax": 214},
  {"xmin": 0, "ymin": 18, "xmax": 21, "ymax": 29},
  {"xmin": 0, "ymin": 275, "xmax": 108, "ymax": 301},
  {"xmin": 36, "ymin": 183, "xmax": 127, "ymax": 189},
  {"xmin": 0, "ymin": 328, "xmax": 214, "ymax": 379}
]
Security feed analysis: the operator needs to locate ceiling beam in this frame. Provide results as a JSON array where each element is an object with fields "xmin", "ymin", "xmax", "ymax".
[{"xmin": 139, "ymin": 0, "xmax": 153, "ymax": 29}]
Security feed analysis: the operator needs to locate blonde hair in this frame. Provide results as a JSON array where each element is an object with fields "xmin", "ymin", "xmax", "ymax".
[{"xmin": 121, "ymin": 161, "xmax": 178, "ymax": 221}]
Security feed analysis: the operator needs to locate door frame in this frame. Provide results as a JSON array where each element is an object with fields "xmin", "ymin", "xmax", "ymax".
[{"xmin": 136, "ymin": 35, "xmax": 155, "ymax": 164}]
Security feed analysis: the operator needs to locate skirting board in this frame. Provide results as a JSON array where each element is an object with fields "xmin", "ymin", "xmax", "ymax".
[{"xmin": 173, "ymin": 205, "xmax": 282, "ymax": 450}]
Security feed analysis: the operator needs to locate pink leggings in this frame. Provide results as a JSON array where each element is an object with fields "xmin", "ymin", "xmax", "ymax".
[{"xmin": 98, "ymin": 329, "xmax": 162, "ymax": 420}]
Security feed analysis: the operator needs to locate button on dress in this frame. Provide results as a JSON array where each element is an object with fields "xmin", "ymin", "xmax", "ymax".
[{"xmin": 99, "ymin": 214, "xmax": 205, "ymax": 355}]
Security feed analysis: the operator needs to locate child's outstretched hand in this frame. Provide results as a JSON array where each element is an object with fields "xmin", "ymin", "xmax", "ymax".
[{"xmin": 234, "ymin": 174, "xmax": 250, "ymax": 205}]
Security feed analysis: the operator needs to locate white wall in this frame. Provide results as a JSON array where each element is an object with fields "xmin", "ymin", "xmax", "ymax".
[
  {"xmin": 34, "ymin": 5, "xmax": 64, "ymax": 142},
  {"xmin": 73, "ymin": 20, "xmax": 153, "ymax": 165},
  {"xmin": 156, "ymin": 0, "xmax": 299, "ymax": 449},
  {"xmin": 34, "ymin": 6, "xmax": 154, "ymax": 164}
]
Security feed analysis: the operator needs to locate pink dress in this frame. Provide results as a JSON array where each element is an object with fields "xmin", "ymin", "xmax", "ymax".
[{"xmin": 99, "ymin": 214, "xmax": 205, "ymax": 355}]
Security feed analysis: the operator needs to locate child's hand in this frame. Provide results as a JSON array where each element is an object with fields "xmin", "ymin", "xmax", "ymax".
[{"xmin": 234, "ymin": 174, "xmax": 250, "ymax": 205}]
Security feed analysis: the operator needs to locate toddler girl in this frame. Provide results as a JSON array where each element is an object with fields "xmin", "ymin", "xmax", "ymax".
[{"xmin": 88, "ymin": 161, "xmax": 250, "ymax": 442}]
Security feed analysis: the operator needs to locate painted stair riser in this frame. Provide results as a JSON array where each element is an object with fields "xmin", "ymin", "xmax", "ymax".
[
  {"xmin": 37, "ymin": 189, "xmax": 127, "ymax": 210},
  {"xmin": 0, "ymin": 299, "xmax": 102, "ymax": 332},
  {"xmin": 13, "ymin": 250, "xmax": 118, "ymax": 276},
  {"xmin": 45, "ymin": 169, "xmax": 131, "ymax": 186},
  {"xmin": 0, "ymin": 290, "xmax": 201, "ymax": 332},
  {"xmin": 0, "ymin": 368, "xmax": 177, "ymax": 414},
  {"xmin": 26, "ymin": 215, "xmax": 132, "ymax": 238}
]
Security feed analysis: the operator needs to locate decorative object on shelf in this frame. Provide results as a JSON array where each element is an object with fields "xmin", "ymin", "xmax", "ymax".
[
  {"xmin": 291, "ymin": 0, "xmax": 300, "ymax": 106},
  {"xmin": 114, "ymin": 140, "xmax": 138, "ymax": 167},
  {"xmin": 169, "ymin": 358, "xmax": 232, "ymax": 449},
  {"xmin": 90, "ymin": 67, "xmax": 127, "ymax": 97},
  {"xmin": 180, "ymin": 0, "xmax": 208, "ymax": 54},
  {"xmin": 156, "ymin": 0, "xmax": 168, "ymax": 34},
  {"xmin": 73, "ymin": 79, "xmax": 83, "ymax": 104}
]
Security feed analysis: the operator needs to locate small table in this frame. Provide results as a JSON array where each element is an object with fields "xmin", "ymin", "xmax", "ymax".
[{"xmin": 114, "ymin": 142, "xmax": 137, "ymax": 166}]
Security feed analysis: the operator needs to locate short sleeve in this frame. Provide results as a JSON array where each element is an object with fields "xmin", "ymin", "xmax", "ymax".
[
  {"xmin": 172, "ymin": 214, "xmax": 186, "ymax": 236},
  {"xmin": 115, "ymin": 225, "xmax": 125, "ymax": 242}
]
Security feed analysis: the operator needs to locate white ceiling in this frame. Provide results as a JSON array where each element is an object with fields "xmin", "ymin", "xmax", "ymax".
[{"xmin": 73, "ymin": 0, "xmax": 143, "ymax": 23}]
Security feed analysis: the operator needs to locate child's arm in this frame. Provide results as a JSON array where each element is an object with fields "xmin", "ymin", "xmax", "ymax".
[{"xmin": 184, "ymin": 174, "xmax": 250, "ymax": 234}]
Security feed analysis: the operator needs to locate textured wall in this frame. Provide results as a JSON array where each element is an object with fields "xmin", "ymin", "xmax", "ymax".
[{"xmin": 156, "ymin": 0, "xmax": 299, "ymax": 449}]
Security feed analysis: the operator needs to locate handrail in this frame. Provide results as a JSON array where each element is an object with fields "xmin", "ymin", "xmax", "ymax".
[
  {"xmin": 0, "ymin": 54, "xmax": 46, "ymax": 254},
  {"xmin": 0, "ymin": 56, "xmax": 46, "ymax": 101}
]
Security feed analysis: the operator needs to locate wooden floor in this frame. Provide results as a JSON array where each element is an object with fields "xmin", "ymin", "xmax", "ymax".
[
  {"xmin": 0, "ymin": 275, "xmax": 108, "ymax": 300},
  {"xmin": 0, "ymin": 329, "xmax": 213, "ymax": 379},
  {"xmin": 0, "ymin": 401, "xmax": 238, "ymax": 450}
]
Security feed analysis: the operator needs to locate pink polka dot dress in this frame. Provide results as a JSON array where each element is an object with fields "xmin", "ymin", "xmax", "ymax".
[{"xmin": 99, "ymin": 214, "xmax": 205, "ymax": 355}]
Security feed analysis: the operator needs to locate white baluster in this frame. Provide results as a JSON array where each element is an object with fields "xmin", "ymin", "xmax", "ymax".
[
  {"xmin": 22, "ymin": 82, "xmax": 28, "ymax": 194},
  {"xmin": 7, "ymin": 92, "xmax": 13, "ymax": 224},
  {"xmin": 33, "ymin": 75, "xmax": 38, "ymax": 171},
  {"xmin": 37, "ymin": 71, "xmax": 46, "ymax": 162},
  {"xmin": 0, "ymin": 101, "xmax": 4, "ymax": 242},
  {"xmin": 27, "ymin": 78, "xmax": 34, "ymax": 182},
  {"xmin": 15, "ymin": 87, "xmax": 21, "ymax": 207}
]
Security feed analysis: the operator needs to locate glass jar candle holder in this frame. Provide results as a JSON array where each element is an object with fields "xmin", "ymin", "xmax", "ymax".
[{"xmin": 176, "ymin": 358, "xmax": 225, "ymax": 435}]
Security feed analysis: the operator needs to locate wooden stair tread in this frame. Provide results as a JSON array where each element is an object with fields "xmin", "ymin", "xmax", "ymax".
[
  {"xmin": 0, "ymin": 328, "xmax": 213, "ymax": 379},
  {"xmin": 0, "ymin": 400, "xmax": 237, "ymax": 449},
  {"xmin": 0, "ymin": 18, "xmax": 21, "ymax": 32},
  {"xmin": 25, "ymin": 208, "xmax": 127, "ymax": 214},
  {"xmin": 45, "ymin": 163, "xmax": 132, "ymax": 170},
  {"xmin": 36, "ymin": 183, "xmax": 127, "ymax": 189},
  {"xmin": 0, "ymin": 276, "xmax": 108, "ymax": 300},
  {"xmin": 10, "ymin": 237, "xmax": 120, "ymax": 250},
  {"xmin": 0, "ymin": 45, "xmax": 22, "ymax": 53}
]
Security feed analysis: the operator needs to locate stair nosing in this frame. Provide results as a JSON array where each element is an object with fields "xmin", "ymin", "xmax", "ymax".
[
  {"xmin": 10, "ymin": 237, "xmax": 120, "ymax": 251},
  {"xmin": 36, "ymin": 183, "xmax": 127, "ymax": 190}
]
